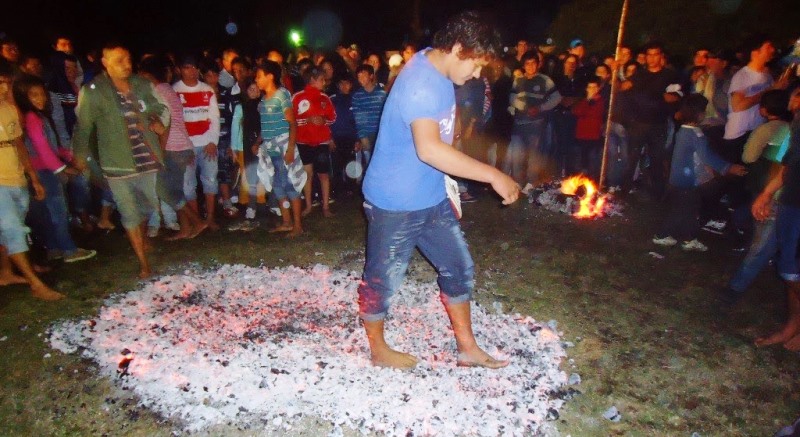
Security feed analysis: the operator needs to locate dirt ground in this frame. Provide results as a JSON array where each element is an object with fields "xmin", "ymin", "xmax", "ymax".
[{"xmin": 1, "ymin": 189, "xmax": 798, "ymax": 436}]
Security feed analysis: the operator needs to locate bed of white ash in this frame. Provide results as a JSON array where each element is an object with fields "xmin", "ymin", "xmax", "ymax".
[
  {"xmin": 48, "ymin": 264, "xmax": 569, "ymax": 436},
  {"xmin": 525, "ymin": 181, "xmax": 624, "ymax": 217}
]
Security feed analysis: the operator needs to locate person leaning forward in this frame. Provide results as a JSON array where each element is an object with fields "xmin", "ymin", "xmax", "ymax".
[{"xmin": 72, "ymin": 43, "xmax": 169, "ymax": 279}]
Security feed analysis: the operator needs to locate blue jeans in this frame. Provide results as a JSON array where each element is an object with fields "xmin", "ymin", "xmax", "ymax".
[
  {"xmin": 0, "ymin": 185, "xmax": 31, "ymax": 255},
  {"xmin": 728, "ymin": 216, "xmax": 777, "ymax": 292},
  {"xmin": 66, "ymin": 173, "xmax": 91, "ymax": 214},
  {"xmin": 777, "ymin": 205, "xmax": 800, "ymax": 282},
  {"xmin": 358, "ymin": 199, "xmax": 474, "ymax": 321},
  {"xmin": 29, "ymin": 171, "xmax": 77, "ymax": 254},
  {"xmin": 270, "ymin": 155, "xmax": 300, "ymax": 200},
  {"xmin": 185, "ymin": 145, "xmax": 218, "ymax": 200}
]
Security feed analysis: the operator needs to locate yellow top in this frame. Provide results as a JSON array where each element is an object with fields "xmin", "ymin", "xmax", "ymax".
[{"xmin": 0, "ymin": 102, "xmax": 26, "ymax": 187}]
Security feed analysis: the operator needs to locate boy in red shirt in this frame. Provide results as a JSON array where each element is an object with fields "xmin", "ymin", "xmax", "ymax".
[
  {"xmin": 571, "ymin": 78, "xmax": 606, "ymax": 180},
  {"xmin": 292, "ymin": 67, "xmax": 336, "ymax": 217}
]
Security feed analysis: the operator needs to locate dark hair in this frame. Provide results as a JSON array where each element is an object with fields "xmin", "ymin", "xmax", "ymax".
[
  {"xmin": 302, "ymin": 66, "xmax": 324, "ymax": 84},
  {"xmin": 12, "ymin": 74, "xmax": 62, "ymax": 146},
  {"xmin": 431, "ymin": 10, "xmax": 501, "ymax": 59},
  {"xmin": 12, "ymin": 74, "xmax": 49, "ymax": 115},
  {"xmin": 586, "ymin": 77, "xmax": 601, "ymax": 87},
  {"xmin": 678, "ymin": 93, "xmax": 708, "ymax": 124},
  {"xmin": 255, "ymin": 59, "xmax": 282, "ymax": 87},
  {"xmin": 742, "ymin": 33, "xmax": 773, "ymax": 57},
  {"xmin": 0, "ymin": 59, "xmax": 13, "ymax": 78},
  {"xmin": 595, "ymin": 64, "xmax": 611, "ymax": 76},
  {"xmin": 355, "ymin": 64, "xmax": 374, "ymax": 76},
  {"xmin": 520, "ymin": 50, "xmax": 539, "ymax": 64},
  {"xmin": 231, "ymin": 56, "xmax": 252, "ymax": 71},
  {"xmin": 199, "ymin": 58, "xmax": 218, "ymax": 75},
  {"xmin": 101, "ymin": 41, "xmax": 127, "ymax": 56},
  {"xmin": 760, "ymin": 89, "xmax": 791, "ymax": 120},
  {"xmin": 643, "ymin": 41, "xmax": 664, "ymax": 53},
  {"xmin": 138, "ymin": 54, "xmax": 171, "ymax": 83}
]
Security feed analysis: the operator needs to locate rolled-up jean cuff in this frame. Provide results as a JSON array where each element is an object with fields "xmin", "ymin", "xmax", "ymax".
[
  {"xmin": 781, "ymin": 273, "xmax": 800, "ymax": 282},
  {"xmin": 441, "ymin": 291, "xmax": 472, "ymax": 306},
  {"xmin": 359, "ymin": 311, "xmax": 387, "ymax": 322}
]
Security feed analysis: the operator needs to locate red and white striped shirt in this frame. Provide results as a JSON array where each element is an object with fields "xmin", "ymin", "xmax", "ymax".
[{"xmin": 172, "ymin": 80, "xmax": 220, "ymax": 148}]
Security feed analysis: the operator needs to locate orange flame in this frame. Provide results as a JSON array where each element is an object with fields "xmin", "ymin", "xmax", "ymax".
[{"xmin": 560, "ymin": 175, "xmax": 610, "ymax": 219}]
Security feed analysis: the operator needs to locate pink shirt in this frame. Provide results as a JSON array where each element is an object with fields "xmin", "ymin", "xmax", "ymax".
[
  {"xmin": 24, "ymin": 112, "xmax": 71, "ymax": 172},
  {"xmin": 156, "ymin": 83, "xmax": 193, "ymax": 152}
]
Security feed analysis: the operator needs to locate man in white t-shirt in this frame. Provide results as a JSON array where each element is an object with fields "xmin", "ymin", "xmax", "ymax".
[{"xmin": 723, "ymin": 35, "xmax": 789, "ymax": 161}]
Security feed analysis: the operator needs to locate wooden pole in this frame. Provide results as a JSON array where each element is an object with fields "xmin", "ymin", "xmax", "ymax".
[{"xmin": 599, "ymin": 0, "xmax": 630, "ymax": 190}]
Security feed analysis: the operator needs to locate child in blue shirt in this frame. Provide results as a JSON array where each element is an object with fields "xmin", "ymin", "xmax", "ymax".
[{"xmin": 653, "ymin": 94, "xmax": 746, "ymax": 251}]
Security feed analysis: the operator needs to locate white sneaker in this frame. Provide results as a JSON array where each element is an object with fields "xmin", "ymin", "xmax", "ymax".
[
  {"xmin": 147, "ymin": 226, "xmax": 159, "ymax": 238},
  {"xmin": 270, "ymin": 207, "xmax": 282, "ymax": 217},
  {"xmin": 164, "ymin": 222, "xmax": 181, "ymax": 231},
  {"xmin": 238, "ymin": 220, "xmax": 260, "ymax": 232},
  {"xmin": 652, "ymin": 236, "xmax": 677, "ymax": 246},
  {"xmin": 245, "ymin": 207, "xmax": 256, "ymax": 220},
  {"xmin": 681, "ymin": 239, "xmax": 708, "ymax": 252}
]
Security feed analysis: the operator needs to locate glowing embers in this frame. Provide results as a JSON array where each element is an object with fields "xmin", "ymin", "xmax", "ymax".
[
  {"xmin": 48, "ymin": 265, "xmax": 568, "ymax": 435},
  {"xmin": 559, "ymin": 175, "xmax": 611, "ymax": 219}
]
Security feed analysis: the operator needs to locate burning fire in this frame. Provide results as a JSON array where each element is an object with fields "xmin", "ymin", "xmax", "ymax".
[{"xmin": 560, "ymin": 175, "xmax": 609, "ymax": 219}]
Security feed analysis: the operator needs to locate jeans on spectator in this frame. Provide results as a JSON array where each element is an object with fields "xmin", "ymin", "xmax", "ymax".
[
  {"xmin": 29, "ymin": 171, "xmax": 77, "ymax": 254},
  {"xmin": 658, "ymin": 185, "xmax": 702, "ymax": 241},
  {"xmin": 66, "ymin": 173, "xmax": 91, "ymax": 214},
  {"xmin": 777, "ymin": 204, "xmax": 800, "ymax": 282},
  {"xmin": 185, "ymin": 145, "xmax": 218, "ymax": 201},
  {"xmin": 503, "ymin": 119, "xmax": 547, "ymax": 184},
  {"xmin": 158, "ymin": 150, "xmax": 192, "ymax": 211},
  {"xmin": 606, "ymin": 122, "xmax": 629, "ymax": 187},
  {"xmin": 728, "ymin": 215, "xmax": 777, "ymax": 293},
  {"xmin": 553, "ymin": 110, "xmax": 576, "ymax": 177},
  {"xmin": 358, "ymin": 199, "xmax": 474, "ymax": 321},
  {"xmin": 269, "ymin": 155, "xmax": 300, "ymax": 200},
  {"xmin": 624, "ymin": 120, "xmax": 669, "ymax": 197},
  {"xmin": 0, "ymin": 185, "xmax": 31, "ymax": 255}
]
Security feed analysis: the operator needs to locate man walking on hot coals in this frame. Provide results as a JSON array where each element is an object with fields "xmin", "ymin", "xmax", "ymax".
[{"xmin": 357, "ymin": 11, "xmax": 520, "ymax": 369}]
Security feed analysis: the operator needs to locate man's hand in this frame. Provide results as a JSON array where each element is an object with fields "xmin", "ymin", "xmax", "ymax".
[
  {"xmin": 284, "ymin": 147, "xmax": 296, "ymax": 165},
  {"xmin": 751, "ymin": 192, "xmax": 773, "ymax": 221},
  {"xmin": 727, "ymin": 164, "xmax": 747, "ymax": 177},
  {"xmin": 204, "ymin": 143, "xmax": 218, "ymax": 160},
  {"xmin": 328, "ymin": 140, "xmax": 336, "ymax": 152},
  {"xmin": 149, "ymin": 116, "xmax": 167, "ymax": 136},
  {"xmin": 308, "ymin": 115, "xmax": 325, "ymax": 126},
  {"xmin": 31, "ymin": 179, "xmax": 46, "ymax": 201},
  {"xmin": 489, "ymin": 171, "xmax": 521, "ymax": 205}
]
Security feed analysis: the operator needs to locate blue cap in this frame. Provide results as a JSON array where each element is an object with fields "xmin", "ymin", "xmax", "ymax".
[{"xmin": 570, "ymin": 39, "xmax": 584, "ymax": 49}]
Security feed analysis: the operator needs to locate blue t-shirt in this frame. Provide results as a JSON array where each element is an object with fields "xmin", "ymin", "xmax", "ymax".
[
  {"xmin": 258, "ymin": 88, "xmax": 291, "ymax": 143},
  {"xmin": 362, "ymin": 50, "xmax": 455, "ymax": 211}
]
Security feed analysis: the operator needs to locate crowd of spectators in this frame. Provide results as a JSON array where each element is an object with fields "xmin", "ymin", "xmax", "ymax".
[{"xmin": 0, "ymin": 29, "xmax": 798, "ymax": 344}]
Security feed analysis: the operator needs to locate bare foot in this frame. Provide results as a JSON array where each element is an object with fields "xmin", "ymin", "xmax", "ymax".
[
  {"xmin": 138, "ymin": 268, "xmax": 154, "ymax": 280},
  {"xmin": 371, "ymin": 348, "xmax": 419, "ymax": 369},
  {"xmin": 97, "ymin": 221, "xmax": 116, "ymax": 231},
  {"xmin": 301, "ymin": 206, "xmax": 314, "ymax": 217},
  {"xmin": 206, "ymin": 221, "xmax": 220, "ymax": 232},
  {"xmin": 323, "ymin": 208, "xmax": 334, "ymax": 218},
  {"xmin": 269, "ymin": 224, "xmax": 294, "ymax": 233},
  {"xmin": 0, "ymin": 272, "xmax": 28, "ymax": 286},
  {"xmin": 456, "ymin": 350, "xmax": 510, "ymax": 369},
  {"xmin": 188, "ymin": 222, "xmax": 208, "ymax": 238},
  {"xmin": 755, "ymin": 330, "xmax": 794, "ymax": 347},
  {"xmin": 33, "ymin": 264, "xmax": 52, "ymax": 274},
  {"xmin": 784, "ymin": 333, "xmax": 800, "ymax": 351},
  {"xmin": 165, "ymin": 231, "xmax": 192, "ymax": 241},
  {"xmin": 286, "ymin": 228, "xmax": 304, "ymax": 238},
  {"xmin": 30, "ymin": 283, "xmax": 65, "ymax": 301}
]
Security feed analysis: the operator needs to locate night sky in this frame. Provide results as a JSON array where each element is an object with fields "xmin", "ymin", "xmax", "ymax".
[{"xmin": 2, "ymin": 0, "xmax": 567, "ymax": 57}]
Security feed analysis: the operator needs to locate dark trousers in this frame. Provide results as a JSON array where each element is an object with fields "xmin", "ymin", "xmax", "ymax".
[{"xmin": 624, "ymin": 120, "xmax": 669, "ymax": 198}]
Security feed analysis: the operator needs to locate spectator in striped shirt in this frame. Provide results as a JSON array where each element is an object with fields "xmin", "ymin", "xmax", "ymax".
[
  {"xmin": 352, "ymin": 65, "xmax": 387, "ymax": 166},
  {"xmin": 173, "ymin": 55, "xmax": 221, "ymax": 231}
]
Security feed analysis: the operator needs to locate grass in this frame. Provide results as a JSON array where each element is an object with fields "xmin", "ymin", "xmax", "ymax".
[{"xmin": 0, "ymin": 191, "xmax": 798, "ymax": 436}]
